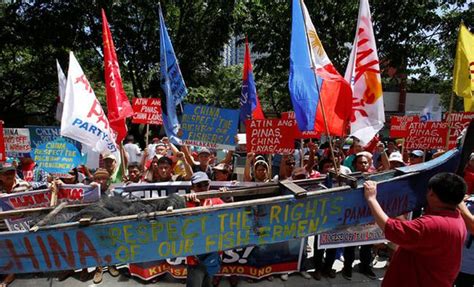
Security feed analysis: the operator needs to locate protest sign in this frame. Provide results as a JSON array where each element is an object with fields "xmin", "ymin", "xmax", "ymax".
[
  {"xmin": 445, "ymin": 112, "xmax": 474, "ymax": 149},
  {"xmin": 131, "ymin": 98, "xmax": 163, "ymax": 125},
  {"xmin": 389, "ymin": 115, "xmax": 420, "ymax": 138},
  {"xmin": 281, "ymin": 111, "xmax": 320, "ymax": 139},
  {"xmin": 0, "ymin": 122, "xmax": 5, "ymax": 162},
  {"xmin": 27, "ymin": 125, "xmax": 81, "ymax": 151},
  {"xmin": 3, "ymin": 128, "xmax": 31, "ymax": 157},
  {"xmin": 33, "ymin": 138, "xmax": 83, "ymax": 176},
  {"xmin": 0, "ymin": 184, "xmax": 100, "ymax": 231},
  {"xmin": 404, "ymin": 121, "xmax": 448, "ymax": 150},
  {"xmin": 245, "ymin": 119, "xmax": 296, "ymax": 154},
  {"xmin": 181, "ymin": 104, "xmax": 239, "ymax": 150},
  {"xmin": 129, "ymin": 239, "xmax": 303, "ymax": 280},
  {"xmin": 317, "ymin": 223, "xmax": 386, "ymax": 249}
]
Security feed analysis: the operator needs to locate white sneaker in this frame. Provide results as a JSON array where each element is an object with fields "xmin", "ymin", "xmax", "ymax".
[
  {"xmin": 301, "ymin": 271, "xmax": 311, "ymax": 279},
  {"xmin": 281, "ymin": 274, "xmax": 289, "ymax": 281}
]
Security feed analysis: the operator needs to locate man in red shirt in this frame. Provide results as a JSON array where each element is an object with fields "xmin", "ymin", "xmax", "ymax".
[
  {"xmin": 364, "ymin": 173, "xmax": 467, "ymax": 287},
  {"xmin": 185, "ymin": 172, "xmax": 224, "ymax": 287}
]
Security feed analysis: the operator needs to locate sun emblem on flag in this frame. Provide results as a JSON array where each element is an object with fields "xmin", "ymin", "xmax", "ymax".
[{"xmin": 308, "ymin": 30, "xmax": 325, "ymax": 58}]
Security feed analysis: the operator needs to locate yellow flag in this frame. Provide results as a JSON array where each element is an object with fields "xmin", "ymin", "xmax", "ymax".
[{"xmin": 453, "ymin": 23, "xmax": 474, "ymax": 112}]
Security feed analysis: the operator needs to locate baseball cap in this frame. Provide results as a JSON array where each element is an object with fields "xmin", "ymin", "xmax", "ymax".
[
  {"xmin": 191, "ymin": 171, "xmax": 210, "ymax": 185},
  {"xmin": 410, "ymin": 150, "xmax": 424, "ymax": 157},
  {"xmin": 198, "ymin": 148, "xmax": 211, "ymax": 155},
  {"xmin": 388, "ymin": 152, "xmax": 405, "ymax": 164},
  {"xmin": 93, "ymin": 168, "xmax": 110, "ymax": 178},
  {"xmin": 103, "ymin": 154, "xmax": 116, "ymax": 161},
  {"xmin": 0, "ymin": 162, "xmax": 16, "ymax": 174}
]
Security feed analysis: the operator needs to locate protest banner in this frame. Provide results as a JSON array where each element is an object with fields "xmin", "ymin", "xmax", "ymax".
[
  {"xmin": 181, "ymin": 104, "xmax": 239, "ymax": 150},
  {"xmin": 245, "ymin": 119, "xmax": 296, "ymax": 154},
  {"xmin": 389, "ymin": 115, "xmax": 420, "ymax": 138},
  {"xmin": 27, "ymin": 125, "xmax": 81, "ymax": 151},
  {"xmin": 404, "ymin": 121, "xmax": 448, "ymax": 150},
  {"xmin": 445, "ymin": 112, "xmax": 474, "ymax": 149},
  {"xmin": 3, "ymin": 128, "xmax": 31, "ymax": 157},
  {"xmin": 131, "ymin": 98, "xmax": 163, "ymax": 125},
  {"xmin": 129, "ymin": 239, "xmax": 302, "ymax": 280},
  {"xmin": 317, "ymin": 223, "xmax": 386, "ymax": 249},
  {"xmin": 281, "ymin": 111, "xmax": 320, "ymax": 139},
  {"xmin": 0, "ymin": 184, "xmax": 100, "ymax": 231},
  {"xmin": 0, "ymin": 122, "xmax": 5, "ymax": 162},
  {"xmin": 33, "ymin": 138, "xmax": 83, "ymax": 176}
]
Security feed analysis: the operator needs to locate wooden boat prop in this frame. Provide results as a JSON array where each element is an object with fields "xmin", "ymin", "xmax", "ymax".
[{"xmin": 0, "ymin": 147, "xmax": 462, "ymax": 274}]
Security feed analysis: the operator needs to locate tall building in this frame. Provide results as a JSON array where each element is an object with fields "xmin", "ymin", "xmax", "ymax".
[{"xmin": 222, "ymin": 36, "xmax": 246, "ymax": 66}]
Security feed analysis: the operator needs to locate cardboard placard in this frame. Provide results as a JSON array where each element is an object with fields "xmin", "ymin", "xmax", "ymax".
[
  {"xmin": 3, "ymin": 128, "xmax": 31, "ymax": 157},
  {"xmin": 389, "ymin": 115, "xmax": 420, "ymax": 138},
  {"xmin": 181, "ymin": 104, "xmax": 239, "ymax": 150},
  {"xmin": 281, "ymin": 111, "xmax": 320, "ymax": 139},
  {"xmin": 245, "ymin": 119, "xmax": 296, "ymax": 154},
  {"xmin": 33, "ymin": 138, "xmax": 83, "ymax": 176},
  {"xmin": 404, "ymin": 121, "xmax": 448, "ymax": 150},
  {"xmin": 132, "ymin": 98, "xmax": 163, "ymax": 125},
  {"xmin": 445, "ymin": 112, "xmax": 474, "ymax": 149}
]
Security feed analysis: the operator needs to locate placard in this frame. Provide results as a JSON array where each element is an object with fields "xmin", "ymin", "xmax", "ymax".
[
  {"xmin": 445, "ymin": 112, "xmax": 474, "ymax": 149},
  {"xmin": 389, "ymin": 115, "xmax": 420, "ymax": 138},
  {"xmin": 3, "ymin": 128, "xmax": 31, "ymax": 157},
  {"xmin": 181, "ymin": 104, "xmax": 239, "ymax": 150},
  {"xmin": 33, "ymin": 138, "xmax": 83, "ymax": 176},
  {"xmin": 317, "ymin": 223, "xmax": 386, "ymax": 249},
  {"xmin": 281, "ymin": 111, "xmax": 320, "ymax": 139},
  {"xmin": 404, "ymin": 121, "xmax": 448, "ymax": 150},
  {"xmin": 131, "ymin": 98, "xmax": 163, "ymax": 125},
  {"xmin": 27, "ymin": 125, "xmax": 81, "ymax": 151},
  {"xmin": 245, "ymin": 119, "xmax": 296, "ymax": 154}
]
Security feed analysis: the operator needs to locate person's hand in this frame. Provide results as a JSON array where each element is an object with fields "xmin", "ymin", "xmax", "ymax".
[
  {"xmin": 177, "ymin": 151, "xmax": 185, "ymax": 159},
  {"xmin": 185, "ymin": 193, "xmax": 200, "ymax": 203},
  {"xmin": 177, "ymin": 129, "xmax": 184, "ymax": 138},
  {"xmin": 234, "ymin": 135, "xmax": 239, "ymax": 144},
  {"xmin": 246, "ymin": 152, "xmax": 255, "ymax": 161},
  {"xmin": 364, "ymin": 180, "xmax": 377, "ymax": 201},
  {"xmin": 218, "ymin": 187, "xmax": 228, "ymax": 193}
]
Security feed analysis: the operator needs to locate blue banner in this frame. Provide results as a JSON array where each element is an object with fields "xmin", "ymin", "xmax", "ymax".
[
  {"xmin": 33, "ymin": 138, "xmax": 83, "ymax": 175},
  {"xmin": 159, "ymin": 7, "xmax": 187, "ymax": 145},
  {"xmin": 27, "ymin": 126, "xmax": 81, "ymax": 151},
  {"xmin": 181, "ymin": 104, "xmax": 239, "ymax": 150}
]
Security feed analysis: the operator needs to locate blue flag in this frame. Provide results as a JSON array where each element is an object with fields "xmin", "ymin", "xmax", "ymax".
[
  {"xmin": 288, "ymin": 0, "xmax": 320, "ymax": 131},
  {"xmin": 159, "ymin": 7, "xmax": 187, "ymax": 144}
]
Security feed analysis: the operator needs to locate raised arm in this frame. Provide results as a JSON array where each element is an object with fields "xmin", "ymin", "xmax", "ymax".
[
  {"xmin": 458, "ymin": 200, "xmax": 474, "ymax": 234},
  {"xmin": 177, "ymin": 152, "xmax": 194, "ymax": 180},
  {"xmin": 364, "ymin": 180, "xmax": 389, "ymax": 230},
  {"xmin": 244, "ymin": 152, "xmax": 255, "ymax": 182},
  {"xmin": 181, "ymin": 144, "xmax": 198, "ymax": 166}
]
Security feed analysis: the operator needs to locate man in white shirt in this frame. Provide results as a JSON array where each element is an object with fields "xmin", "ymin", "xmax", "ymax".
[{"xmin": 123, "ymin": 135, "xmax": 142, "ymax": 163}]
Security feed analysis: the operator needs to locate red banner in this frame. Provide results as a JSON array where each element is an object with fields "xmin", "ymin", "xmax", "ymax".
[
  {"xmin": 131, "ymin": 98, "xmax": 163, "ymax": 125},
  {"xmin": 404, "ymin": 121, "xmax": 448, "ymax": 150},
  {"xmin": 445, "ymin": 112, "xmax": 474, "ymax": 149},
  {"xmin": 245, "ymin": 119, "xmax": 296, "ymax": 154},
  {"xmin": 389, "ymin": 115, "xmax": 420, "ymax": 138},
  {"xmin": 0, "ymin": 121, "xmax": 5, "ymax": 162},
  {"xmin": 281, "ymin": 112, "xmax": 320, "ymax": 139}
]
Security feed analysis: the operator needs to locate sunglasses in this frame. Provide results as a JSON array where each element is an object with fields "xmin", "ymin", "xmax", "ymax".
[{"xmin": 195, "ymin": 181, "xmax": 210, "ymax": 189}]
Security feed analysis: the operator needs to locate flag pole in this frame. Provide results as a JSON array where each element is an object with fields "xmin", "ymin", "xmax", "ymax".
[
  {"xmin": 145, "ymin": 124, "xmax": 150, "ymax": 146},
  {"xmin": 445, "ymin": 92, "xmax": 455, "ymax": 150},
  {"xmin": 299, "ymin": 0, "xmax": 339, "ymax": 175}
]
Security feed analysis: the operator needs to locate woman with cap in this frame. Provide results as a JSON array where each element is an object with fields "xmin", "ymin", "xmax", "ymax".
[
  {"xmin": 182, "ymin": 145, "xmax": 213, "ymax": 179},
  {"xmin": 244, "ymin": 152, "xmax": 272, "ymax": 183}
]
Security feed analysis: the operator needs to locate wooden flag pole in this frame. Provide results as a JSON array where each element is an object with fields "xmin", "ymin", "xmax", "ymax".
[
  {"xmin": 145, "ymin": 124, "xmax": 150, "ymax": 147},
  {"xmin": 445, "ymin": 92, "xmax": 455, "ymax": 150},
  {"xmin": 268, "ymin": 154, "xmax": 273, "ymax": 179}
]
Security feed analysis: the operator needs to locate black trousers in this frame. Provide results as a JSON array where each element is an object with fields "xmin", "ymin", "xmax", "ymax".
[
  {"xmin": 343, "ymin": 245, "xmax": 373, "ymax": 269},
  {"xmin": 187, "ymin": 263, "xmax": 213, "ymax": 287},
  {"xmin": 313, "ymin": 247, "xmax": 337, "ymax": 271}
]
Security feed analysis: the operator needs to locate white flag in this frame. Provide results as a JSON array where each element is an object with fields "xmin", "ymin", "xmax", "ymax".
[
  {"xmin": 345, "ymin": 0, "xmax": 384, "ymax": 144},
  {"xmin": 420, "ymin": 96, "xmax": 441, "ymax": 122},
  {"xmin": 60, "ymin": 52, "xmax": 119, "ymax": 159},
  {"xmin": 55, "ymin": 60, "xmax": 67, "ymax": 122}
]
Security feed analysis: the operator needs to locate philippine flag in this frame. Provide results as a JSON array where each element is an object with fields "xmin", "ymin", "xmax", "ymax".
[{"xmin": 289, "ymin": 0, "xmax": 352, "ymax": 136}]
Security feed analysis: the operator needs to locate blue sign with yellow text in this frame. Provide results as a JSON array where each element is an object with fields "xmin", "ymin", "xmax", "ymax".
[{"xmin": 33, "ymin": 138, "xmax": 82, "ymax": 175}]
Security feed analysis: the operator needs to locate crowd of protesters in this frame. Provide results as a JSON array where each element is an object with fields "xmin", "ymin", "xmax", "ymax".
[{"xmin": 0, "ymin": 133, "xmax": 473, "ymax": 287}]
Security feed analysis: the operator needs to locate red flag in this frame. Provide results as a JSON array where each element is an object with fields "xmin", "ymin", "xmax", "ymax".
[
  {"xmin": 102, "ymin": 9, "xmax": 133, "ymax": 143},
  {"xmin": 240, "ymin": 38, "xmax": 264, "ymax": 122}
]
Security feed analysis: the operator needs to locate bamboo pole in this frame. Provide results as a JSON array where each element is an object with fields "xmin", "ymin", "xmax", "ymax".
[{"xmin": 145, "ymin": 124, "xmax": 150, "ymax": 146}]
